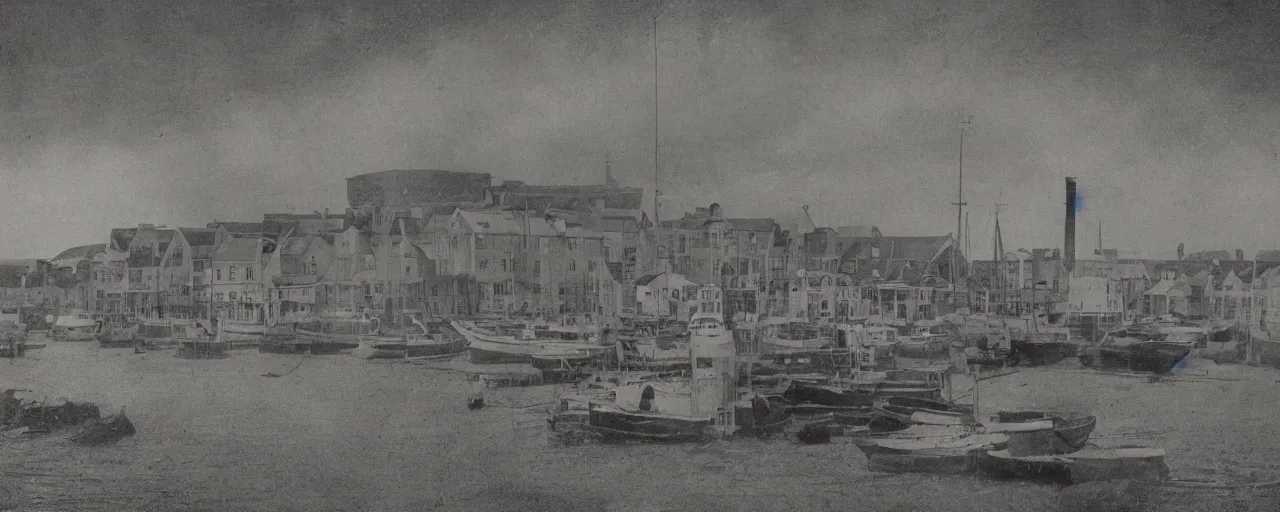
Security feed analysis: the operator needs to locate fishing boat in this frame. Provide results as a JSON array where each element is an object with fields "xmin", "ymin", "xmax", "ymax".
[
  {"xmin": 452, "ymin": 320, "xmax": 606, "ymax": 364},
  {"xmin": 869, "ymin": 396, "xmax": 976, "ymax": 430},
  {"xmin": 853, "ymin": 429, "xmax": 1010, "ymax": 474},
  {"xmin": 988, "ymin": 411, "xmax": 1097, "ymax": 456},
  {"xmin": 218, "ymin": 320, "xmax": 267, "ymax": 348},
  {"xmin": 289, "ymin": 312, "xmax": 380, "ymax": 352},
  {"xmin": 95, "ymin": 322, "xmax": 141, "ymax": 348},
  {"xmin": 732, "ymin": 395, "xmax": 793, "ymax": 436},
  {"xmin": 895, "ymin": 322, "xmax": 952, "ymax": 359},
  {"xmin": 50, "ymin": 311, "xmax": 101, "ymax": 341},
  {"xmin": 851, "ymin": 324, "xmax": 900, "ymax": 369},
  {"xmin": 1081, "ymin": 326, "xmax": 1198, "ymax": 374},
  {"xmin": 581, "ymin": 382, "xmax": 714, "ymax": 443},
  {"xmin": 175, "ymin": 321, "xmax": 229, "ymax": 359},
  {"xmin": 761, "ymin": 322, "xmax": 836, "ymax": 352},
  {"xmin": 979, "ymin": 447, "xmax": 1169, "ymax": 484}
]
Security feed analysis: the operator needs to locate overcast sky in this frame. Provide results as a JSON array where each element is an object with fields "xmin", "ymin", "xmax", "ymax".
[{"xmin": 3, "ymin": 0, "xmax": 1279, "ymax": 260}]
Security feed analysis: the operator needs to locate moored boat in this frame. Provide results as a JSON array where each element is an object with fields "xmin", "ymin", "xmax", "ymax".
[
  {"xmin": 853, "ymin": 430, "xmax": 1010, "ymax": 474},
  {"xmin": 96, "ymin": 322, "xmax": 142, "ymax": 348},
  {"xmin": 50, "ymin": 311, "xmax": 101, "ymax": 341},
  {"xmin": 218, "ymin": 321, "xmax": 267, "ymax": 348},
  {"xmin": 990, "ymin": 411, "xmax": 1097, "ymax": 455},
  {"xmin": 979, "ymin": 447, "xmax": 1169, "ymax": 484},
  {"xmin": 452, "ymin": 321, "xmax": 606, "ymax": 364}
]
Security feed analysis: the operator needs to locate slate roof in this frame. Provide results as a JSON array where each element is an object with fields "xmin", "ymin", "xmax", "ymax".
[
  {"xmin": 454, "ymin": 210, "xmax": 603, "ymax": 239},
  {"xmin": 109, "ymin": 228, "xmax": 137, "ymax": 252},
  {"xmin": 835, "ymin": 226, "xmax": 880, "ymax": 238},
  {"xmin": 208, "ymin": 222, "xmax": 264, "ymax": 236},
  {"xmin": 1184, "ymin": 250, "xmax": 1233, "ymax": 262},
  {"xmin": 125, "ymin": 229, "xmax": 176, "ymax": 267},
  {"xmin": 212, "ymin": 238, "xmax": 260, "ymax": 262},
  {"xmin": 1258, "ymin": 250, "xmax": 1280, "ymax": 263}
]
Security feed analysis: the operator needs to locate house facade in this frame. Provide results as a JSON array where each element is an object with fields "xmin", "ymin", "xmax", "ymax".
[{"xmin": 210, "ymin": 237, "xmax": 264, "ymax": 323}]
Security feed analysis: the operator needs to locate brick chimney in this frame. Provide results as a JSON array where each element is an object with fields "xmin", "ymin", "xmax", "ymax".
[{"xmin": 1064, "ymin": 178, "xmax": 1077, "ymax": 273}]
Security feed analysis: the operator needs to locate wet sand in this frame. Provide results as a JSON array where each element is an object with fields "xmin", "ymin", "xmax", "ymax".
[{"xmin": 2, "ymin": 338, "xmax": 1279, "ymax": 511}]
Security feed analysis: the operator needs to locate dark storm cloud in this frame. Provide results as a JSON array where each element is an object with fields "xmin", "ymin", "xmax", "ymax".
[{"xmin": 3, "ymin": 0, "xmax": 1280, "ymax": 259}]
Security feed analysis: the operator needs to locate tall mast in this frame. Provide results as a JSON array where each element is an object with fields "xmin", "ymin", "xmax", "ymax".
[
  {"xmin": 652, "ymin": 13, "xmax": 661, "ymax": 230},
  {"xmin": 952, "ymin": 115, "xmax": 973, "ymax": 305}
]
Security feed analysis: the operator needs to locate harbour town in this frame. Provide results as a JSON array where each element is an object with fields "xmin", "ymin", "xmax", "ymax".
[
  {"xmin": 3, "ymin": 169, "xmax": 1280, "ymax": 510},
  {"xmin": 7, "ymin": 1, "xmax": 1280, "ymax": 511}
]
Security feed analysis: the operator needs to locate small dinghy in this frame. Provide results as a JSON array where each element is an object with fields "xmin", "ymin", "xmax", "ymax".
[
  {"xmin": 989, "ymin": 411, "xmax": 1097, "ymax": 456},
  {"xmin": 979, "ymin": 447, "xmax": 1169, "ymax": 484},
  {"xmin": 853, "ymin": 429, "xmax": 1010, "ymax": 475}
]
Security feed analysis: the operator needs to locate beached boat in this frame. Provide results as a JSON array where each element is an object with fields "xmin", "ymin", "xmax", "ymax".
[
  {"xmin": 854, "ymin": 430, "xmax": 1010, "ymax": 474},
  {"xmin": 732, "ymin": 395, "xmax": 793, "ymax": 436},
  {"xmin": 581, "ymin": 382, "xmax": 714, "ymax": 443},
  {"xmin": 979, "ymin": 447, "xmax": 1169, "ymax": 484},
  {"xmin": 96, "ymin": 322, "xmax": 141, "ymax": 348},
  {"xmin": 1082, "ymin": 326, "xmax": 1198, "ymax": 374},
  {"xmin": 218, "ymin": 321, "xmax": 267, "ymax": 347},
  {"xmin": 988, "ymin": 411, "xmax": 1097, "ymax": 455},
  {"xmin": 870, "ymin": 397, "xmax": 976, "ymax": 430},
  {"xmin": 783, "ymin": 381, "xmax": 874, "ymax": 407},
  {"xmin": 50, "ymin": 311, "xmax": 101, "ymax": 341},
  {"xmin": 761, "ymin": 323, "xmax": 836, "ymax": 352},
  {"xmin": 452, "ymin": 321, "xmax": 605, "ymax": 364},
  {"xmin": 895, "ymin": 322, "xmax": 952, "ymax": 359},
  {"xmin": 291, "ymin": 312, "xmax": 380, "ymax": 351}
]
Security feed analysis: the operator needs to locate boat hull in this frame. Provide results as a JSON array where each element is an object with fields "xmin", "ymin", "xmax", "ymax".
[
  {"xmin": 895, "ymin": 339, "xmax": 950, "ymax": 359},
  {"xmin": 585, "ymin": 408, "xmax": 712, "ymax": 443},
  {"xmin": 175, "ymin": 342, "xmax": 229, "ymax": 359},
  {"xmin": 219, "ymin": 323, "xmax": 266, "ymax": 347},
  {"xmin": 854, "ymin": 433, "xmax": 1010, "ymax": 475},
  {"xmin": 993, "ymin": 411, "xmax": 1097, "ymax": 456},
  {"xmin": 979, "ymin": 448, "xmax": 1169, "ymax": 484},
  {"xmin": 1012, "ymin": 341, "xmax": 1079, "ymax": 367}
]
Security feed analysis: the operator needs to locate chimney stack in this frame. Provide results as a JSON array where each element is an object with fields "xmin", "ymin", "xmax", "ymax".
[{"xmin": 1064, "ymin": 178, "xmax": 1077, "ymax": 273}]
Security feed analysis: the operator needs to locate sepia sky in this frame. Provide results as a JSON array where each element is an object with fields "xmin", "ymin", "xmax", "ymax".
[{"xmin": 3, "ymin": 0, "xmax": 1280, "ymax": 260}]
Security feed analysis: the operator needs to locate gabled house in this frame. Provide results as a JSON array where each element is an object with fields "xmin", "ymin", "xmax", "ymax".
[
  {"xmin": 210, "ymin": 237, "xmax": 264, "ymax": 323},
  {"xmin": 120, "ymin": 225, "xmax": 175, "ymax": 319},
  {"xmin": 263, "ymin": 232, "xmax": 335, "ymax": 323}
]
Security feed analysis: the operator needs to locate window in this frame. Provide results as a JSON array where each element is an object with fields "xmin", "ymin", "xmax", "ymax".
[
  {"xmin": 479, "ymin": 259, "xmax": 489, "ymax": 270},
  {"xmin": 229, "ymin": 291, "xmax": 237, "ymax": 301},
  {"xmin": 215, "ymin": 269, "xmax": 222, "ymax": 281},
  {"xmin": 475, "ymin": 235, "xmax": 487, "ymax": 250},
  {"xmin": 569, "ymin": 260, "xmax": 577, "ymax": 272},
  {"xmin": 678, "ymin": 236, "xmax": 686, "ymax": 253},
  {"xmin": 246, "ymin": 267, "xmax": 254, "ymax": 281},
  {"xmin": 431, "ymin": 285, "xmax": 438, "ymax": 297},
  {"xmin": 216, "ymin": 293, "xmax": 224, "ymax": 301},
  {"xmin": 500, "ymin": 259, "xmax": 507, "ymax": 272},
  {"xmin": 375, "ymin": 284, "xmax": 383, "ymax": 294},
  {"xmin": 405, "ymin": 265, "xmax": 411, "ymax": 275},
  {"xmin": 229, "ymin": 266, "xmax": 237, "ymax": 281},
  {"xmin": 309, "ymin": 256, "xmax": 317, "ymax": 275}
]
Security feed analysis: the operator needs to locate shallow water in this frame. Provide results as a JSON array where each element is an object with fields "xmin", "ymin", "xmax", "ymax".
[{"xmin": 0, "ymin": 338, "xmax": 1277, "ymax": 511}]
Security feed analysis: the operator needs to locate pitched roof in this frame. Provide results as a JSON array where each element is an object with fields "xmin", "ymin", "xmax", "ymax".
[
  {"xmin": 1258, "ymin": 250, "xmax": 1280, "ymax": 263},
  {"xmin": 212, "ymin": 238, "xmax": 260, "ymax": 261},
  {"xmin": 208, "ymin": 222, "xmax": 264, "ymax": 235},
  {"xmin": 835, "ymin": 226, "xmax": 880, "ymax": 238},
  {"xmin": 109, "ymin": 228, "xmax": 137, "ymax": 252},
  {"xmin": 775, "ymin": 210, "xmax": 816, "ymax": 236},
  {"xmin": 51, "ymin": 244, "xmax": 105, "ymax": 262},
  {"xmin": 1184, "ymin": 250, "xmax": 1232, "ymax": 262},
  {"xmin": 178, "ymin": 228, "xmax": 218, "ymax": 249}
]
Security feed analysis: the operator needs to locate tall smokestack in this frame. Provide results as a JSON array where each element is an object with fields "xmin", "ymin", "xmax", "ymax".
[{"xmin": 1065, "ymin": 178, "xmax": 1077, "ymax": 273}]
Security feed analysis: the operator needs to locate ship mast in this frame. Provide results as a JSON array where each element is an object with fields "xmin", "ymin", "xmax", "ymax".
[{"xmin": 951, "ymin": 115, "xmax": 973, "ymax": 306}]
